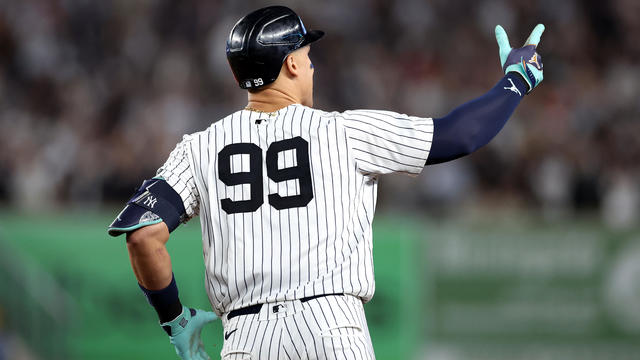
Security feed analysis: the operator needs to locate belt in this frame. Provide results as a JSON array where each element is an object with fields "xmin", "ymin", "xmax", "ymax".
[{"xmin": 227, "ymin": 293, "xmax": 343, "ymax": 320}]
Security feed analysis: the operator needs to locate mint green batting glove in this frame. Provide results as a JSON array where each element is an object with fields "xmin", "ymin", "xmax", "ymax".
[
  {"xmin": 161, "ymin": 306, "xmax": 218, "ymax": 360},
  {"xmin": 495, "ymin": 24, "xmax": 545, "ymax": 93}
]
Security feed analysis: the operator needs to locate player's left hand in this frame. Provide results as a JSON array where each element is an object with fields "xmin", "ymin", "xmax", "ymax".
[
  {"xmin": 495, "ymin": 24, "xmax": 545, "ymax": 94},
  {"xmin": 161, "ymin": 306, "xmax": 218, "ymax": 360}
]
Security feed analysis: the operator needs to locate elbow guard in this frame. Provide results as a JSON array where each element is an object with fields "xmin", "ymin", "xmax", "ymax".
[{"xmin": 107, "ymin": 177, "xmax": 186, "ymax": 237}]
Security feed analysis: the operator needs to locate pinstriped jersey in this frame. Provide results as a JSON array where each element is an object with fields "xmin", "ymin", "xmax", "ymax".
[{"xmin": 156, "ymin": 104, "xmax": 433, "ymax": 315}]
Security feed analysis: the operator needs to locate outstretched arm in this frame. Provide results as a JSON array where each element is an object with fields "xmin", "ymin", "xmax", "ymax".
[
  {"xmin": 427, "ymin": 74, "xmax": 526, "ymax": 164},
  {"xmin": 426, "ymin": 24, "xmax": 545, "ymax": 165}
]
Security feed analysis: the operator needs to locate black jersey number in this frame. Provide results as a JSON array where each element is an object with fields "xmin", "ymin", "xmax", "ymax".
[{"xmin": 218, "ymin": 137, "xmax": 313, "ymax": 214}]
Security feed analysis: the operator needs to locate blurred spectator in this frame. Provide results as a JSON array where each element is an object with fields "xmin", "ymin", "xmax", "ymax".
[
  {"xmin": 0, "ymin": 0, "xmax": 638, "ymax": 226},
  {"xmin": 601, "ymin": 172, "xmax": 640, "ymax": 229}
]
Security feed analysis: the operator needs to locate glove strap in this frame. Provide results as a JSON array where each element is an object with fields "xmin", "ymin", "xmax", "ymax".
[{"xmin": 160, "ymin": 307, "xmax": 197, "ymax": 336}]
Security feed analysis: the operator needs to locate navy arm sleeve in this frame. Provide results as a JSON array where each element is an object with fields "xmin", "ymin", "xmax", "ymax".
[{"xmin": 426, "ymin": 73, "xmax": 528, "ymax": 165}]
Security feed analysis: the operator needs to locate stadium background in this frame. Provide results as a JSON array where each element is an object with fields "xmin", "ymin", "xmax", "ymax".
[{"xmin": 1, "ymin": 0, "xmax": 640, "ymax": 359}]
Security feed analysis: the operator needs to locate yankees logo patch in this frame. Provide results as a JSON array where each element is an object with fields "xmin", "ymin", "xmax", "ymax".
[{"xmin": 143, "ymin": 195, "xmax": 158, "ymax": 208}]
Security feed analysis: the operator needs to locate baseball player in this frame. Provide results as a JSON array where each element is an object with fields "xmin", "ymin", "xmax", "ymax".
[{"xmin": 108, "ymin": 6, "xmax": 544, "ymax": 360}]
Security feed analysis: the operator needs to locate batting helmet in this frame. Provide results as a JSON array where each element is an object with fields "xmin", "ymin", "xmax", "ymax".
[{"xmin": 226, "ymin": 6, "xmax": 324, "ymax": 90}]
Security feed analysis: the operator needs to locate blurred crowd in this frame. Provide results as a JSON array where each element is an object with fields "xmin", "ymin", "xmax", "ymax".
[{"xmin": 0, "ymin": 0, "xmax": 639, "ymax": 226}]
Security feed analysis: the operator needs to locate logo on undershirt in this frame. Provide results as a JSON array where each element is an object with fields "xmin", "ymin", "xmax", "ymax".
[{"xmin": 504, "ymin": 78, "xmax": 522, "ymax": 96}]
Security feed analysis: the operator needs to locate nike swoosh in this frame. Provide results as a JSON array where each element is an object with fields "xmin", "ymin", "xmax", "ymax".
[{"xmin": 224, "ymin": 329, "xmax": 238, "ymax": 340}]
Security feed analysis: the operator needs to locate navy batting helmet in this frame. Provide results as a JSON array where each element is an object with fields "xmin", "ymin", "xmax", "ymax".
[{"xmin": 226, "ymin": 6, "xmax": 324, "ymax": 90}]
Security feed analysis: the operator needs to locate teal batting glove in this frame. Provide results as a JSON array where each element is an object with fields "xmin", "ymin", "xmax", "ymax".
[
  {"xmin": 161, "ymin": 306, "xmax": 218, "ymax": 360},
  {"xmin": 495, "ymin": 24, "xmax": 545, "ymax": 93}
]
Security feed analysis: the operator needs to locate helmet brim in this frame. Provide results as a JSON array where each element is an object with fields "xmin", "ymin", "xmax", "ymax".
[{"xmin": 300, "ymin": 30, "xmax": 324, "ymax": 47}]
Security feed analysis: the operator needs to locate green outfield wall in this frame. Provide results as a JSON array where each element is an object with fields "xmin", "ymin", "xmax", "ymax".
[
  {"xmin": 1, "ymin": 210, "xmax": 640, "ymax": 360},
  {"xmin": 0, "ymin": 211, "xmax": 424, "ymax": 360}
]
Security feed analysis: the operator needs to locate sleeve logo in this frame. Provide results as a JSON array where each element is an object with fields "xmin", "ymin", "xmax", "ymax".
[
  {"xmin": 143, "ymin": 195, "xmax": 158, "ymax": 208},
  {"xmin": 503, "ymin": 78, "xmax": 522, "ymax": 96}
]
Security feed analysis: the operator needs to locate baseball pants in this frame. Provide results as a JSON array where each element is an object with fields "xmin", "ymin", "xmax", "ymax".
[{"xmin": 220, "ymin": 294, "xmax": 376, "ymax": 359}]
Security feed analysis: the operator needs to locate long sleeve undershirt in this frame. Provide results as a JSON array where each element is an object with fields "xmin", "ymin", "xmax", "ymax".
[{"xmin": 426, "ymin": 73, "xmax": 528, "ymax": 165}]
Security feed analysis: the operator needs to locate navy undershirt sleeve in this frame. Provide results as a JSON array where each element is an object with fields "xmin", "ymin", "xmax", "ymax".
[{"xmin": 426, "ymin": 73, "xmax": 528, "ymax": 165}]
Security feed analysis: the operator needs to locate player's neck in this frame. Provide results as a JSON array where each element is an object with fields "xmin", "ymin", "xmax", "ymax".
[{"xmin": 246, "ymin": 87, "xmax": 300, "ymax": 112}]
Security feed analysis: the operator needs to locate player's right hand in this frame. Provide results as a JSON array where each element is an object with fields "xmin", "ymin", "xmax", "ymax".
[
  {"xmin": 161, "ymin": 306, "xmax": 218, "ymax": 360},
  {"xmin": 495, "ymin": 24, "xmax": 545, "ymax": 94}
]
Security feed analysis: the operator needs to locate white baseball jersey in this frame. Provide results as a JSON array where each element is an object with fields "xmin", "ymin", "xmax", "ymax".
[{"xmin": 156, "ymin": 104, "xmax": 433, "ymax": 315}]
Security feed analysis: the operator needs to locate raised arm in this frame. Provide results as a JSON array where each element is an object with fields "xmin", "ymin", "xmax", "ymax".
[{"xmin": 427, "ymin": 24, "xmax": 545, "ymax": 165}]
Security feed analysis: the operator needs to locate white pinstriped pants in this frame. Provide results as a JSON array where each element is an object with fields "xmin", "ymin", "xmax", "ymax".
[{"xmin": 220, "ymin": 295, "xmax": 376, "ymax": 359}]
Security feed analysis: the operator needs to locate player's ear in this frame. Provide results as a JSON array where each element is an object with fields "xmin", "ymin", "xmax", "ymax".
[{"xmin": 284, "ymin": 53, "xmax": 299, "ymax": 77}]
